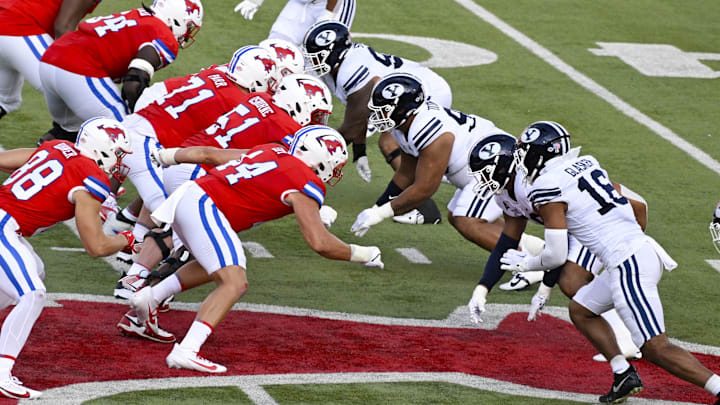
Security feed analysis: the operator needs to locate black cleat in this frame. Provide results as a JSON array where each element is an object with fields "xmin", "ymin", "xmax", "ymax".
[{"xmin": 599, "ymin": 365, "xmax": 643, "ymax": 404}]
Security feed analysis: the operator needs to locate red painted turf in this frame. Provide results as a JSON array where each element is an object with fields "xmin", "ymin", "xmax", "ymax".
[{"xmin": 2, "ymin": 301, "xmax": 717, "ymax": 403}]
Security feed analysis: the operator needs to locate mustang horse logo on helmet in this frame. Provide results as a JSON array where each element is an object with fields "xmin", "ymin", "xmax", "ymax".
[
  {"xmin": 319, "ymin": 136, "xmax": 343, "ymax": 154},
  {"xmin": 255, "ymin": 56, "xmax": 276, "ymax": 73},
  {"xmin": 185, "ymin": 0, "xmax": 201, "ymax": 15},
  {"xmin": 270, "ymin": 44, "xmax": 295, "ymax": 61},
  {"xmin": 97, "ymin": 125, "xmax": 125, "ymax": 142},
  {"xmin": 301, "ymin": 81, "xmax": 324, "ymax": 97}
]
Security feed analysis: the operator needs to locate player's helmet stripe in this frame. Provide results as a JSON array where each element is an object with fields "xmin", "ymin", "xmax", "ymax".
[{"xmin": 229, "ymin": 46, "xmax": 262, "ymax": 73}]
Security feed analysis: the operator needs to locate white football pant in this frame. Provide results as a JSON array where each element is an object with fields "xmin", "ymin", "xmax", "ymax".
[
  {"xmin": 0, "ymin": 34, "xmax": 52, "ymax": 113},
  {"xmin": 39, "ymin": 62, "xmax": 128, "ymax": 132},
  {"xmin": 268, "ymin": 0, "xmax": 356, "ymax": 46}
]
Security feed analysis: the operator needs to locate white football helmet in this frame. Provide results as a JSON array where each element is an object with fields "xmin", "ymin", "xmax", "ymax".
[
  {"xmin": 75, "ymin": 118, "xmax": 132, "ymax": 181},
  {"xmin": 259, "ymin": 38, "xmax": 305, "ymax": 76},
  {"xmin": 289, "ymin": 125, "xmax": 347, "ymax": 185},
  {"xmin": 272, "ymin": 73, "xmax": 333, "ymax": 126},
  {"xmin": 227, "ymin": 46, "xmax": 281, "ymax": 93},
  {"xmin": 151, "ymin": 0, "xmax": 203, "ymax": 49}
]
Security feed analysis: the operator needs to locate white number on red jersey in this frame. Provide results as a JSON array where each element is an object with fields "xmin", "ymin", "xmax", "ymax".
[
  {"xmin": 216, "ymin": 150, "xmax": 278, "ymax": 185},
  {"xmin": 157, "ymin": 76, "xmax": 217, "ymax": 120},
  {"xmin": 206, "ymin": 104, "xmax": 262, "ymax": 148},
  {"xmin": 86, "ymin": 15, "xmax": 138, "ymax": 37},
  {"xmin": 3, "ymin": 150, "xmax": 64, "ymax": 201}
]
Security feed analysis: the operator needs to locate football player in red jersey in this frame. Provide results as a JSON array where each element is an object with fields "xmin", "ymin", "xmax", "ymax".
[
  {"xmin": 108, "ymin": 46, "xmax": 281, "ymax": 269},
  {"xmin": 126, "ymin": 126, "xmax": 382, "ymax": 373},
  {"xmin": 0, "ymin": 0, "xmax": 101, "ymax": 119},
  {"xmin": 0, "ymin": 117, "xmax": 135, "ymax": 399},
  {"xmin": 113, "ymin": 73, "xmax": 332, "ymax": 314},
  {"xmin": 37, "ymin": 0, "xmax": 203, "ymax": 143}
]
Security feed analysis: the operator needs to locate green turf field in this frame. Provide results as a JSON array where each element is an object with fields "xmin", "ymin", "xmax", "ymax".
[{"xmin": 1, "ymin": 0, "xmax": 719, "ymax": 403}]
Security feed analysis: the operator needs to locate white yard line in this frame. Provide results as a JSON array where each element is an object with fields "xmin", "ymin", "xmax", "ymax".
[{"xmin": 454, "ymin": 0, "xmax": 720, "ymax": 176}]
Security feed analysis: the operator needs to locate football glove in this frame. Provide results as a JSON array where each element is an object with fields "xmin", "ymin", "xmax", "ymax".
[
  {"xmin": 349, "ymin": 244, "xmax": 384, "ymax": 270},
  {"xmin": 500, "ymin": 249, "xmax": 531, "ymax": 272},
  {"xmin": 355, "ymin": 156, "xmax": 371, "ymax": 183},
  {"xmin": 351, "ymin": 203, "xmax": 394, "ymax": 237},
  {"xmin": 150, "ymin": 147, "xmax": 179, "ymax": 167},
  {"xmin": 100, "ymin": 193, "xmax": 119, "ymax": 222},
  {"xmin": 319, "ymin": 205, "xmax": 338, "ymax": 229},
  {"xmin": 527, "ymin": 283, "xmax": 553, "ymax": 321},
  {"xmin": 119, "ymin": 231, "xmax": 141, "ymax": 254},
  {"xmin": 234, "ymin": 0, "xmax": 263, "ymax": 20},
  {"xmin": 468, "ymin": 284, "xmax": 488, "ymax": 324}
]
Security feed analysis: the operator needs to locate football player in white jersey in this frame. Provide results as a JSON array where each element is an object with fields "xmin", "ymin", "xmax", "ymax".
[
  {"xmin": 234, "ymin": 0, "xmax": 355, "ymax": 46},
  {"xmin": 304, "ymin": 21, "xmax": 452, "ymax": 224},
  {"xmin": 350, "ymin": 73, "xmax": 544, "ymax": 257},
  {"xmin": 709, "ymin": 201, "xmax": 720, "ymax": 254},
  {"xmin": 467, "ymin": 122, "xmax": 720, "ymax": 404}
]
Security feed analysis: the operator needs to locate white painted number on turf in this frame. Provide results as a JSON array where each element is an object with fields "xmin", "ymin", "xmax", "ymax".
[{"xmin": 589, "ymin": 42, "xmax": 720, "ymax": 78}]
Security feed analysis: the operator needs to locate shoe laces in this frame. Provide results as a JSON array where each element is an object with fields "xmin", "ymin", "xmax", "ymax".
[{"xmin": 9, "ymin": 376, "xmax": 23, "ymax": 386}]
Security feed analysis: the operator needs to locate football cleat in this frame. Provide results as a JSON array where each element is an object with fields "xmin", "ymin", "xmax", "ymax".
[
  {"xmin": 392, "ymin": 209, "xmax": 424, "ymax": 225},
  {"xmin": 0, "ymin": 376, "xmax": 41, "ymax": 399},
  {"xmin": 158, "ymin": 294, "xmax": 174, "ymax": 313},
  {"xmin": 166, "ymin": 344, "xmax": 227, "ymax": 373},
  {"xmin": 499, "ymin": 271, "xmax": 544, "ymax": 291},
  {"xmin": 129, "ymin": 286, "xmax": 160, "ymax": 329},
  {"xmin": 599, "ymin": 364, "xmax": 643, "ymax": 404},
  {"xmin": 103, "ymin": 210, "xmax": 135, "ymax": 234},
  {"xmin": 117, "ymin": 310, "xmax": 176, "ymax": 343},
  {"xmin": 113, "ymin": 274, "xmax": 148, "ymax": 300}
]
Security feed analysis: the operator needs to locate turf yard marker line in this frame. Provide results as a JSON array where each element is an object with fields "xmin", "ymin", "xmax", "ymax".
[
  {"xmin": 28, "ymin": 372, "xmax": 699, "ymax": 405},
  {"xmin": 243, "ymin": 241, "xmax": 274, "ymax": 258},
  {"xmin": 239, "ymin": 384, "xmax": 279, "ymax": 405},
  {"xmin": 395, "ymin": 247, "xmax": 432, "ymax": 264},
  {"xmin": 454, "ymin": 0, "xmax": 720, "ymax": 176},
  {"xmin": 50, "ymin": 247, "xmax": 87, "ymax": 252},
  {"xmin": 45, "ymin": 292, "xmax": 720, "ymax": 357},
  {"xmin": 705, "ymin": 259, "xmax": 720, "ymax": 274}
]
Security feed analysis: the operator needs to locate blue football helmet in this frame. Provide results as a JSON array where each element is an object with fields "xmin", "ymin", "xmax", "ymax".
[
  {"xmin": 302, "ymin": 21, "xmax": 352, "ymax": 77},
  {"xmin": 468, "ymin": 133, "xmax": 518, "ymax": 199},
  {"xmin": 367, "ymin": 72, "xmax": 425, "ymax": 132},
  {"xmin": 516, "ymin": 121, "xmax": 571, "ymax": 182}
]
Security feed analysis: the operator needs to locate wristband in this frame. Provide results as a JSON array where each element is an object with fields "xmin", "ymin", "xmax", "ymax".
[
  {"xmin": 349, "ymin": 244, "xmax": 373, "ymax": 263},
  {"xmin": 128, "ymin": 58, "xmax": 155, "ymax": 79}
]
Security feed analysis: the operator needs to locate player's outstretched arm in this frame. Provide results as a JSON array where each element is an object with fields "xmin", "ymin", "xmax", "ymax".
[
  {"xmin": 74, "ymin": 190, "xmax": 133, "ymax": 257},
  {"xmin": 55, "ymin": 0, "xmax": 99, "ymax": 38},
  {"xmin": 153, "ymin": 147, "xmax": 250, "ymax": 167},
  {"xmin": 0, "ymin": 149, "xmax": 35, "ymax": 173},
  {"xmin": 387, "ymin": 132, "xmax": 452, "ymax": 216},
  {"xmin": 288, "ymin": 192, "xmax": 383, "ymax": 268}
]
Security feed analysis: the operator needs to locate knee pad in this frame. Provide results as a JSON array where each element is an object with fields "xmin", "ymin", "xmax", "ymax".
[
  {"xmin": 148, "ymin": 246, "xmax": 193, "ymax": 284},
  {"xmin": 144, "ymin": 228, "xmax": 173, "ymax": 259}
]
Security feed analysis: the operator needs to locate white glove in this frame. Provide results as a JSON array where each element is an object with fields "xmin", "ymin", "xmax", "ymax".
[
  {"xmin": 319, "ymin": 205, "xmax": 337, "ymax": 229},
  {"xmin": 500, "ymin": 249, "xmax": 531, "ymax": 272},
  {"xmin": 233, "ymin": 0, "xmax": 262, "ymax": 20},
  {"xmin": 349, "ymin": 244, "xmax": 384, "ymax": 270},
  {"xmin": 100, "ymin": 193, "xmax": 118, "ymax": 222},
  {"xmin": 468, "ymin": 284, "xmax": 488, "ymax": 324},
  {"xmin": 150, "ymin": 147, "xmax": 180, "ymax": 167},
  {"xmin": 527, "ymin": 283, "xmax": 553, "ymax": 321},
  {"xmin": 355, "ymin": 156, "xmax": 371, "ymax": 183},
  {"xmin": 351, "ymin": 202, "xmax": 393, "ymax": 237}
]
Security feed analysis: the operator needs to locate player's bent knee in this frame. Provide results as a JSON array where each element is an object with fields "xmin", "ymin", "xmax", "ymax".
[
  {"xmin": 639, "ymin": 333, "xmax": 669, "ymax": 359},
  {"xmin": 213, "ymin": 265, "xmax": 248, "ymax": 299}
]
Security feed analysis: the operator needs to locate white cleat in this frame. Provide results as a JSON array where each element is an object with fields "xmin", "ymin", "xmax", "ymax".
[
  {"xmin": 499, "ymin": 271, "xmax": 544, "ymax": 291},
  {"xmin": 129, "ymin": 286, "xmax": 158, "ymax": 326},
  {"xmin": 0, "ymin": 376, "xmax": 42, "ymax": 399},
  {"xmin": 166, "ymin": 344, "xmax": 227, "ymax": 373},
  {"xmin": 392, "ymin": 209, "xmax": 424, "ymax": 225}
]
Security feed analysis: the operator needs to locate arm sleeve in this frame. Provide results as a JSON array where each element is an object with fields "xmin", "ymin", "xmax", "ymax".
[{"xmin": 478, "ymin": 233, "xmax": 519, "ymax": 291}]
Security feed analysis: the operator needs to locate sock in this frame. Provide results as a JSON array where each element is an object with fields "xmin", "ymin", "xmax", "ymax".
[
  {"xmin": 609, "ymin": 355, "xmax": 630, "ymax": 374},
  {"xmin": 0, "ymin": 356, "xmax": 14, "ymax": 380},
  {"xmin": 0, "ymin": 106, "xmax": 6, "ymax": 119},
  {"xmin": 0, "ymin": 291, "xmax": 45, "ymax": 369},
  {"xmin": 180, "ymin": 320, "xmax": 213, "ymax": 352},
  {"xmin": 602, "ymin": 310, "xmax": 639, "ymax": 357},
  {"xmin": 416, "ymin": 199, "xmax": 441, "ymax": 224},
  {"xmin": 132, "ymin": 223, "xmax": 149, "ymax": 243},
  {"xmin": 152, "ymin": 274, "xmax": 182, "ymax": 303},
  {"xmin": 704, "ymin": 374, "xmax": 720, "ymax": 395},
  {"xmin": 121, "ymin": 207, "xmax": 138, "ymax": 222},
  {"xmin": 127, "ymin": 263, "xmax": 150, "ymax": 278}
]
